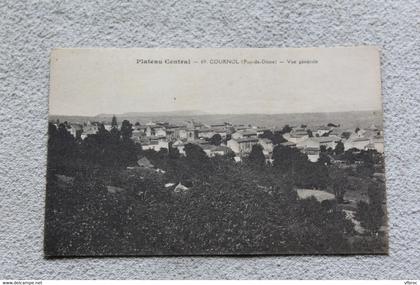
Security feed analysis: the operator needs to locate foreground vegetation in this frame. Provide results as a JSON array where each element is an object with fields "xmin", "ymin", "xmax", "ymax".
[{"xmin": 45, "ymin": 121, "xmax": 387, "ymax": 256}]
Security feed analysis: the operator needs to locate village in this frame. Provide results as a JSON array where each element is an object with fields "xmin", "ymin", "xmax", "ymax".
[
  {"xmin": 61, "ymin": 117, "xmax": 384, "ymax": 164},
  {"xmin": 49, "ymin": 116, "xmax": 387, "ymax": 242}
]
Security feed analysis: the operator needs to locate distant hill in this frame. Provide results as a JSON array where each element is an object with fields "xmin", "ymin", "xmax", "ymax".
[
  {"xmin": 50, "ymin": 110, "xmax": 383, "ymax": 130},
  {"xmin": 95, "ymin": 110, "xmax": 208, "ymax": 118}
]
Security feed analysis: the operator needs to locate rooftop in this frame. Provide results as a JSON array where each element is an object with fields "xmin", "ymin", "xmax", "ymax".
[
  {"xmin": 280, "ymin": 141, "xmax": 296, "ymax": 147},
  {"xmin": 236, "ymin": 137, "xmax": 259, "ymax": 143}
]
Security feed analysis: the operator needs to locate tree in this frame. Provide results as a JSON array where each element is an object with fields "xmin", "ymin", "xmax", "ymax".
[
  {"xmin": 223, "ymin": 134, "xmax": 232, "ymax": 145},
  {"xmin": 184, "ymin": 143, "xmax": 208, "ymax": 163},
  {"xmin": 341, "ymin": 131, "xmax": 351, "ymax": 140},
  {"xmin": 259, "ymin": 130, "xmax": 274, "ymax": 140},
  {"xmin": 97, "ymin": 123, "xmax": 109, "ymax": 137},
  {"xmin": 110, "ymin": 127, "xmax": 120, "ymax": 142},
  {"xmin": 168, "ymin": 143, "xmax": 180, "ymax": 159},
  {"xmin": 111, "ymin": 115, "xmax": 118, "ymax": 129},
  {"xmin": 355, "ymin": 199, "xmax": 384, "ymax": 236},
  {"xmin": 327, "ymin": 123, "xmax": 338, "ymax": 127},
  {"xmin": 272, "ymin": 131, "xmax": 286, "ymax": 145},
  {"xmin": 120, "ymin": 120, "xmax": 133, "ymax": 141},
  {"xmin": 307, "ymin": 129, "xmax": 313, "ymax": 137},
  {"xmin": 334, "ymin": 141, "xmax": 345, "ymax": 155},
  {"xmin": 330, "ymin": 170, "xmax": 347, "ymax": 203},
  {"xmin": 248, "ymin": 144, "xmax": 266, "ymax": 167},
  {"xmin": 318, "ymin": 152, "xmax": 331, "ymax": 165},
  {"xmin": 344, "ymin": 149, "xmax": 356, "ymax": 164},
  {"xmin": 96, "ymin": 123, "xmax": 112, "ymax": 149},
  {"xmin": 259, "ymin": 130, "xmax": 285, "ymax": 145},
  {"xmin": 272, "ymin": 145, "xmax": 307, "ymax": 172},
  {"xmin": 281, "ymin": 124, "xmax": 292, "ymax": 134},
  {"xmin": 356, "ymin": 160, "xmax": 375, "ymax": 177},
  {"xmin": 209, "ymin": 134, "xmax": 222, "ymax": 146},
  {"xmin": 47, "ymin": 123, "xmax": 78, "ymax": 176}
]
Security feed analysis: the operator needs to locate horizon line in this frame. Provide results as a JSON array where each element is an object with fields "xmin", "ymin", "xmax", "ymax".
[{"xmin": 50, "ymin": 109, "xmax": 383, "ymax": 118}]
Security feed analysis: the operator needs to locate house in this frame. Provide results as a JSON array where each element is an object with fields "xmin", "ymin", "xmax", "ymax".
[
  {"xmin": 173, "ymin": 139, "xmax": 210, "ymax": 156},
  {"xmin": 185, "ymin": 120, "xmax": 201, "ymax": 129},
  {"xmin": 133, "ymin": 125, "xmax": 147, "ymax": 133},
  {"xmin": 233, "ymin": 124, "xmax": 248, "ymax": 131},
  {"xmin": 141, "ymin": 140, "xmax": 159, "ymax": 151},
  {"xmin": 201, "ymin": 145, "xmax": 233, "ymax": 157},
  {"xmin": 164, "ymin": 127, "xmax": 177, "ymax": 141},
  {"xmin": 186, "ymin": 129, "xmax": 198, "ymax": 141},
  {"xmin": 173, "ymin": 183, "xmax": 189, "ymax": 193},
  {"xmin": 172, "ymin": 140, "xmax": 186, "ymax": 155},
  {"xmin": 137, "ymin": 157, "xmax": 154, "ymax": 168},
  {"xmin": 80, "ymin": 129, "xmax": 99, "ymax": 140},
  {"xmin": 79, "ymin": 122, "xmax": 101, "ymax": 140},
  {"xmin": 164, "ymin": 125, "xmax": 186, "ymax": 141},
  {"xmin": 254, "ymin": 127, "xmax": 270, "ymax": 137},
  {"xmin": 233, "ymin": 156, "xmax": 242, "ymax": 163},
  {"xmin": 372, "ymin": 136, "xmax": 384, "ymax": 153},
  {"xmin": 304, "ymin": 147, "xmax": 320, "ymax": 162},
  {"xmin": 296, "ymin": 189, "xmax": 335, "ymax": 202},
  {"xmin": 299, "ymin": 135, "xmax": 342, "ymax": 149},
  {"xmin": 68, "ymin": 124, "xmax": 83, "ymax": 139},
  {"xmin": 85, "ymin": 122, "xmax": 100, "ymax": 132},
  {"xmin": 344, "ymin": 137, "xmax": 371, "ymax": 151},
  {"xmin": 145, "ymin": 125, "xmax": 155, "ymax": 137},
  {"xmin": 155, "ymin": 127, "xmax": 166, "ymax": 137},
  {"xmin": 131, "ymin": 128, "xmax": 147, "ymax": 143},
  {"xmin": 212, "ymin": 146, "xmax": 233, "ymax": 156},
  {"xmin": 280, "ymin": 141, "xmax": 297, "ymax": 148},
  {"xmin": 329, "ymin": 128, "xmax": 344, "ymax": 137},
  {"xmin": 193, "ymin": 139, "xmax": 210, "ymax": 145},
  {"xmin": 177, "ymin": 128, "xmax": 188, "ymax": 140},
  {"xmin": 354, "ymin": 126, "xmax": 382, "ymax": 140},
  {"xmin": 231, "ymin": 132, "xmax": 242, "ymax": 140},
  {"xmin": 142, "ymin": 139, "xmax": 169, "ymax": 152},
  {"xmin": 365, "ymin": 136, "xmax": 384, "ymax": 153},
  {"xmin": 210, "ymin": 124, "xmax": 229, "ymax": 138},
  {"xmin": 197, "ymin": 127, "xmax": 216, "ymax": 139},
  {"xmin": 303, "ymin": 147, "xmax": 320, "ymax": 162},
  {"xmin": 258, "ymin": 138, "xmax": 274, "ymax": 153},
  {"xmin": 291, "ymin": 127, "xmax": 308, "ymax": 134},
  {"xmin": 282, "ymin": 127, "xmax": 309, "ymax": 144},
  {"xmin": 279, "ymin": 133, "xmax": 296, "ymax": 144},
  {"xmin": 104, "ymin": 124, "xmax": 113, "ymax": 131},
  {"xmin": 145, "ymin": 125, "xmax": 166, "ymax": 138},
  {"xmin": 242, "ymin": 130, "xmax": 258, "ymax": 138},
  {"xmin": 231, "ymin": 130, "xmax": 258, "ymax": 140},
  {"xmin": 313, "ymin": 126, "xmax": 331, "ymax": 137},
  {"xmin": 227, "ymin": 137, "xmax": 259, "ymax": 155}
]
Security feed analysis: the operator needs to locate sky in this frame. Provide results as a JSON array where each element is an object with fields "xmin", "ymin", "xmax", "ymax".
[{"xmin": 49, "ymin": 47, "xmax": 383, "ymax": 116}]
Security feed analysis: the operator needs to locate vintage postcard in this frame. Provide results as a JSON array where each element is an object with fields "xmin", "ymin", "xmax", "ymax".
[{"xmin": 45, "ymin": 47, "xmax": 388, "ymax": 257}]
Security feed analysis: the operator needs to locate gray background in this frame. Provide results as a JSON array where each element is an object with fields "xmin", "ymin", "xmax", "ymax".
[{"xmin": 0, "ymin": 0, "xmax": 419, "ymax": 279}]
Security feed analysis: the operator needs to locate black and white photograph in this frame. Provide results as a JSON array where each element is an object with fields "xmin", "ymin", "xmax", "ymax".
[{"xmin": 45, "ymin": 47, "xmax": 388, "ymax": 257}]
